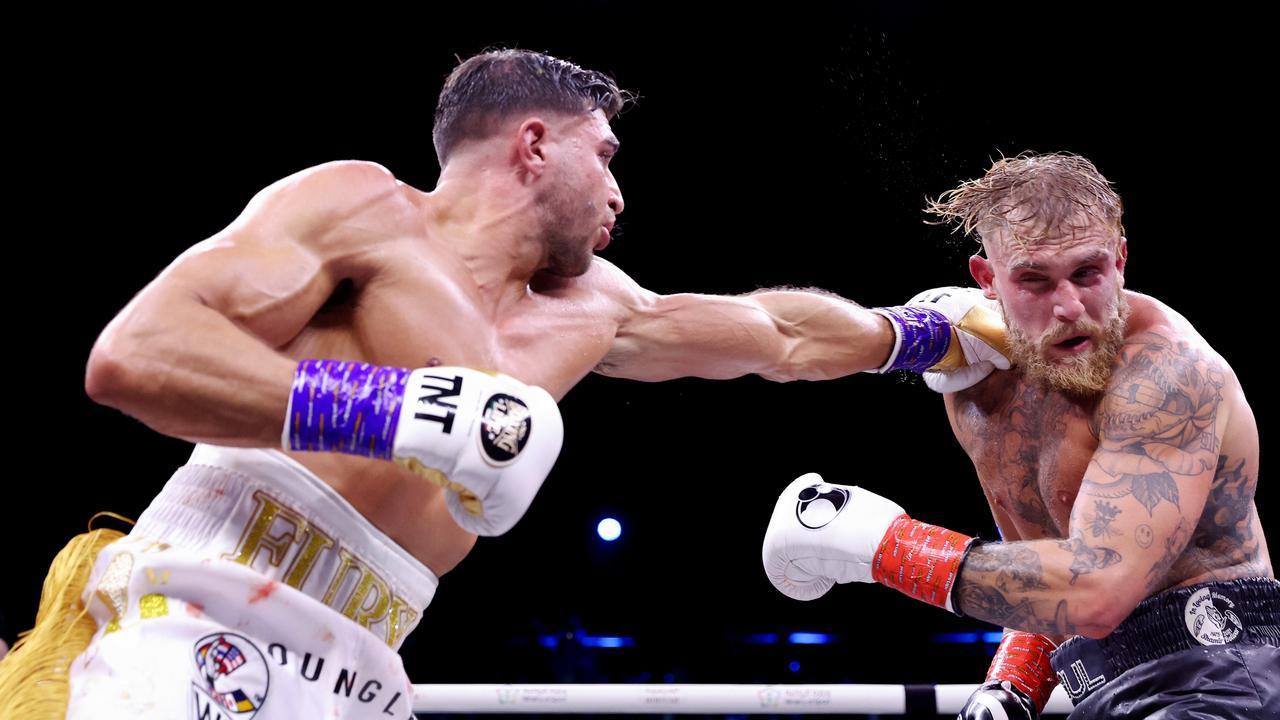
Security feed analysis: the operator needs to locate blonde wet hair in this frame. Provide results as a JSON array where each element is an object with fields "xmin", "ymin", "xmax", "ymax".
[{"xmin": 926, "ymin": 152, "xmax": 1124, "ymax": 253}]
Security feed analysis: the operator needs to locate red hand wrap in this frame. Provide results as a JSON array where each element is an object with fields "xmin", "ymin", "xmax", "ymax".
[
  {"xmin": 986, "ymin": 631, "xmax": 1059, "ymax": 711},
  {"xmin": 870, "ymin": 515, "xmax": 974, "ymax": 609}
]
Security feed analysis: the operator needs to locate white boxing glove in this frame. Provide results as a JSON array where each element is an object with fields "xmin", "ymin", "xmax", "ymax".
[
  {"xmin": 906, "ymin": 287, "xmax": 1011, "ymax": 393},
  {"xmin": 285, "ymin": 361, "xmax": 563, "ymax": 536},
  {"xmin": 868, "ymin": 286, "xmax": 1010, "ymax": 393},
  {"xmin": 763, "ymin": 473, "xmax": 978, "ymax": 611},
  {"xmin": 392, "ymin": 367, "xmax": 564, "ymax": 536},
  {"xmin": 761, "ymin": 473, "xmax": 905, "ymax": 601}
]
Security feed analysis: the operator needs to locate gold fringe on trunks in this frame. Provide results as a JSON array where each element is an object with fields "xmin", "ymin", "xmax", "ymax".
[{"xmin": 0, "ymin": 514, "xmax": 131, "ymax": 720}]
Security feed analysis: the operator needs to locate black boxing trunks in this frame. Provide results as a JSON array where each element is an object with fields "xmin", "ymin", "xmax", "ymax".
[{"xmin": 1053, "ymin": 578, "xmax": 1279, "ymax": 718}]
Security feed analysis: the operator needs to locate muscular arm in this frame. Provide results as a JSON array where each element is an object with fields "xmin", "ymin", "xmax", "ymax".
[
  {"xmin": 85, "ymin": 161, "xmax": 403, "ymax": 446},
  {"xmin": 594, "ymin": 261, "xmax": 894, "ymax": 382},
  {"xmin": 961, "ymin": 460, "xmax": 1073, "ymax": 646},
  {"xmin": 952, "ymin": 332, "xmax": 1226, "ymax": 638}
]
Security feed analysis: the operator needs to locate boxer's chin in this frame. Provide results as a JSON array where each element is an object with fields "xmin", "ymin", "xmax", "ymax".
[
  {"xmin": 1018, "ymin": 341, "xmax": 1117, "ymax": 396},
  {"xmin": 1006, "ymin": 295, "xmax": 1129, "ymax": 397}
]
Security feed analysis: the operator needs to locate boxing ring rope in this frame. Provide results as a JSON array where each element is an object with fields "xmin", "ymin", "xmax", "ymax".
[{"xmin": 411, "ymin": 683, "xmax": 1075, "ymax": 714}]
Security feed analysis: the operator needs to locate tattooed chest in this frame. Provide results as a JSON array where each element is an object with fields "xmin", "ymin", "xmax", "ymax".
[{"xmin": 952, "ymin": 377, "xmax": 1099, "ymax": 539}]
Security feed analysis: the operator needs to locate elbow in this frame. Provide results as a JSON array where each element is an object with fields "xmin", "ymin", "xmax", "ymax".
[
  {"xmin": 1068, "ymin": 577, "xmax": 1144, "ymax": 639},
  {"xmin": 1071, "ymin": 612, "xmax": 1121, "ymax": 640},
  {"xmin": 85, "ymin": 335, "xmax": 144, "ymax": 408}
]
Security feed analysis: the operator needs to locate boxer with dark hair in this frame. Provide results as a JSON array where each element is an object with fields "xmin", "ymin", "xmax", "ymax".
[{"xmin": 0, "ymin": 49, "xmax": 999, "ymax": 720}]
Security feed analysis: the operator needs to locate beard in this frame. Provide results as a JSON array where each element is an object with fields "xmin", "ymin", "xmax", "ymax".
[
  {"xmin": 535, "ymin": 174, "xmax": 599, "ymax": 278},
  {"xmin": 541, "ymin": 228, "xmax": 594, "ymax": 277},
  {"xmin": 1004, "ymin": 290, "xmax": 1130, "ymax": 397}
]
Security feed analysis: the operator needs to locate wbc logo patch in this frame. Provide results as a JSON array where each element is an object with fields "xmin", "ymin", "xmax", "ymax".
[{"xmin": 190, "ymin": 633, "xmax": 270, "ymax": 718}]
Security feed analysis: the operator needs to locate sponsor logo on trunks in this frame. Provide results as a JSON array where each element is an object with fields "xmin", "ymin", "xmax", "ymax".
[
  {"xmin": 190, "ymin": 633, "xmax": 269, "ymax": 719},
  {"xmin": 267, "ymin": 642, "xmax": 408, "ymax": 716},
  {"xmin": 1184, "ymin": 587, "xmax": 1244, "ymax": 645},
  {"xmin": 225, "ymin": 491, "xmax": 421, "ymax": 648},
  {"xmin": 479, "ymin": 393, "xmax": 531, "ymax": 465},
  {"xmin": 1056, "ymin": 659, "xmax": 1105, "ymax": 700},
  {"xmin": 795, "ymin": 484, "xmax": 849, "ymax": 529}
]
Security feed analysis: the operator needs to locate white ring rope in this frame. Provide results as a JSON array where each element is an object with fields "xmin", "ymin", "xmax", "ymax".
[{"xmin": 411, "ymin": 683, "xmax": 1075, "ymax": 714}]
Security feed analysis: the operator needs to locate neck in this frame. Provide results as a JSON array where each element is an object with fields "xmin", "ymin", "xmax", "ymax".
[{"xmin": 425, "ymin": 158, "xmax": 547, "ymax": 311}]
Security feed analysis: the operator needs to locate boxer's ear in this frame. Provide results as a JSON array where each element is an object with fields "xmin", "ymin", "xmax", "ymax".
[
  {"xmin": 516, "ymin": 118, "xmax": 550, "ymax": 179},
  {"xmin": 969, "ymin": 254, "xmax": 996, "ymax": 300}
]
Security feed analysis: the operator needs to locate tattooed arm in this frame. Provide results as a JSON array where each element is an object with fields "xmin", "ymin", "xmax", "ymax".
[{"xmin": 953, "ymin": 332, "xmax": 1225, "ymax": 638}]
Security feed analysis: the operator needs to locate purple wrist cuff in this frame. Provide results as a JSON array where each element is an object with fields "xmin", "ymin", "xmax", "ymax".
[
  {"xmin": 286, "ymin": 359, "xmax": 410, "ymax": 459},
  {"xmin": 877, "ymin": 306, "xmax": 953, "ymax": 373}
]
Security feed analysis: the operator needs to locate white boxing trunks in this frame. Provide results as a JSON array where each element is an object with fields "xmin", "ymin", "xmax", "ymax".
[{"xmin": 65, "ymin": 444, "xmax": 439, "ymax": 720}]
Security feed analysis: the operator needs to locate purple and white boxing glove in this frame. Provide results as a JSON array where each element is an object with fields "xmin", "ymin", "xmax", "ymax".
[
  {"xmin": 868, "ymin": 286, "xmax": 1011, "ymax": 392},
  {"xmin": 284, "ymin": 360, "xmax": 563, "ymax": 536}
]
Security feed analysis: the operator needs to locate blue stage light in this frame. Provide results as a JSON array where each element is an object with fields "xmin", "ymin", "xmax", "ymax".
[
  {"xmin": 788, "ymin": 632, "xmax": 835, "ymax": 645},
  {"xmin": 597, "ymin": 517, "xmax": 622, "ymax": 541},
  {"xmin": 580, "ymin": 635, "xmax": 635, "ymax": 648},
  {"xmin": 931, "ymin": 632, "xmax": 1006, "ymax": 644}
]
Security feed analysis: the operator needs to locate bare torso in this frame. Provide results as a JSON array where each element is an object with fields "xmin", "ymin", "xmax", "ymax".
[
  {"xmin": 92, "ymin": 160, "xmax": 893, "ymax": 579},
  {"xmin": 277, "ymin": 183, "xmax": 623, "ymax": 575},
  {"xmin": 945, "ymin": 292, "xmax": 1271, "ymax": 595}
]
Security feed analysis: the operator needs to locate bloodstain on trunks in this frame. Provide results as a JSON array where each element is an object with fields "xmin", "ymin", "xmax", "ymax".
[{"xmin": 249, "ymin": 580, "xmax": 278, "ymax": 604}]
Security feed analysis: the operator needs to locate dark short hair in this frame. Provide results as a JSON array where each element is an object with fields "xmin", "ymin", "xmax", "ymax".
[{"xmin": 433, "ymin": 49, "xmax": 630, "ymax": 166}]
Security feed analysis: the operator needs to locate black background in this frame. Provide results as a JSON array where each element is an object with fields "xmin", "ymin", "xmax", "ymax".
[{"xmin": 8, "ymin": 1, "xmax": 1270, "ymax": 710}]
